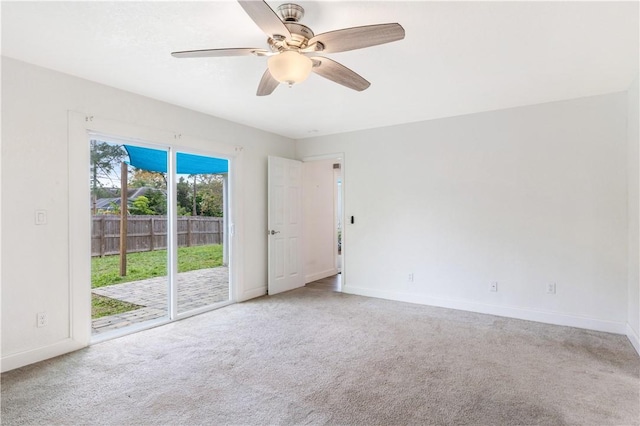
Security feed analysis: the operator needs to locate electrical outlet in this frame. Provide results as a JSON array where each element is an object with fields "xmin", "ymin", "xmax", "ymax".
[
  {"xmin": 489, "ymin": 282, "xmax": 498, "ymax": 292},
  {"xmin": 36, "ymin": 312, "xmax": 47, "ymax": 328},
  {"xmin": 408, "ymin": 273, "xmax": 414, "ymax": 282},
  {"xmin": 546, "ymin": 282, "xmax": 556, "ymax": 294}
]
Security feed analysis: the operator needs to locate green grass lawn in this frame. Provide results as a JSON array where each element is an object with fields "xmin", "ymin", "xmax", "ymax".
[
  {"xmin": 92, "ymin": 244, "xmax": 223, "ymax": 288},
  {"xmin": 92, "ymin": 294, "xmax": 143, "ymax": 319},
  {"xmin": 91, "ymin": 244, "xmax": 223, "ymax": 319}
]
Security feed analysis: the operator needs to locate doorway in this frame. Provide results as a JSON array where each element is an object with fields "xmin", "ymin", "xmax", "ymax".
[
  {"xmin": 301, "ymin": 155, "xmax": 344, "ymax": 288},
  {"xmin": 89, "ymin": 138, "xmax": 230, "ymax": 339}
]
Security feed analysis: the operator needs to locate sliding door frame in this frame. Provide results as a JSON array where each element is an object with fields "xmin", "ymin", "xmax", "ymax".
[{"xmin": 68, "ymin": 112, "xmax": 243, "ymax": 346}]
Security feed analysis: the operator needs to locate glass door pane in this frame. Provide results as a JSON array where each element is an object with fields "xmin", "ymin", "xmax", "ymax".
[
  {"xmin": 175, "ymin": 152, "xmax": 230, "ymax": 314},
  {"xmin": 90, "ymin": 140, "xmax": 169, "ymax": 336}
]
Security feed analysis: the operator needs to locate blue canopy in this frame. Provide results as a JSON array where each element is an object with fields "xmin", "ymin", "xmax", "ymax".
[{"xmin": 124, "ymin": 145, "xmax": 228, "ymax": 174}]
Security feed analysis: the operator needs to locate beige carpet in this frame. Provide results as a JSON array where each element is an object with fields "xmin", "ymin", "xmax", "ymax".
[{"xmin": 2, "ymin": 284, "xmax": 639, "ymax": 425}]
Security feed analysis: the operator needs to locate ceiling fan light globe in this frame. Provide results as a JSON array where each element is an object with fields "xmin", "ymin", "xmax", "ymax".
[{"xmin": 267, "ymin": 51, "xmax": 312, "ymax": 86}]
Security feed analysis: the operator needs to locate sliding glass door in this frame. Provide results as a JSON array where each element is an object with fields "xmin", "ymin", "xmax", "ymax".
[
  {"xmin": 175, "ymin": 151, "xmax": 230, "ymax": 315},
  {"xmin": 89, "ymin": 139, "xmax": 230, "ymax": 339},
  {"xmin": 90, "ymin": 141, "xmax": 169, "ymax": 336}
]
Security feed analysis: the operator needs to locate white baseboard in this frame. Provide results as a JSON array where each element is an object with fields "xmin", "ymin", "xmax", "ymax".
[
  {"xmin": 626, "ymin": 323, "xmax": 640, "ymax": 356},
  {"xmin": 239, "ymin": 286, "xmax": 267, "ymax": 302},
  {"xmin": 344, "ymin": 286, "xmax": 627, "ymax": 335},
  {"xmin": 1, "ymin": 339, "xmax": 86, "ymax": 373},
  {"xmin": 305, "ymin": 268, "xmax": 338, "ymax": 284}
]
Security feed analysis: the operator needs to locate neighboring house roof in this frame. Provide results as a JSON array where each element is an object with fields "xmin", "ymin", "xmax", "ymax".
[{"xmin": 94, "ymin": 187, "xmax": 166, "ymax": 211}]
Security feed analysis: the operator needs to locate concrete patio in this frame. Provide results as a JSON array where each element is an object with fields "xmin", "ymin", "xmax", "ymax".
[{"xmin": 92, "ymin": 267, "xmax": 229, "ymax": 335}]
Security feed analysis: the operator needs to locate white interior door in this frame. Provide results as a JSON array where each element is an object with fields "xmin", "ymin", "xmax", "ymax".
[{"xmin": 268, "ymin": 156, "xmax": 304, "ymax": 295}]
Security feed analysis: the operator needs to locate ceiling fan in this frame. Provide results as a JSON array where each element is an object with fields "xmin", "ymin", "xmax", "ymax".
[{"xmin": 171, "ymin": 1, "xmax": 405, "ymax": 96}]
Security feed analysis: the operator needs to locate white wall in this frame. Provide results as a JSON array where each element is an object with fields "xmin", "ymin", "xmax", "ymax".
[
  {"xmin": 1, "ymin": 57, "xmax": 295, "ymax": 370},
  {"xmin": 297, "ymin": 92, "xmax": 629, "ymax": 333},
  {"xmin": 628, "ymin": 75, "xmax": 640, "ymax": 353},
  {"xmin": 302, "ymin": 159, "xmax": 338, "ymax": 283},
  {"xmin": 2, "ymin": 55, "xmax": 636, "ymax": 371}
]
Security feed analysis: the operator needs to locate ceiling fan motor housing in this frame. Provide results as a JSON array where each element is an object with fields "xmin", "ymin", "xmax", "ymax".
[
  {"xmin": 267, "ymin": 3, "xmax": 317, "ymax": 51},
  {"xmin": 269, "ymin": 22, "xmax": 315, "ymax": 51},
  {"xmin": 277, "ymin": 3, "xmax": 304, "ymax": 22}
]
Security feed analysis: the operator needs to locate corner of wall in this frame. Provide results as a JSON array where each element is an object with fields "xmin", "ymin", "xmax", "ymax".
[
  {"xmin": 627, "ymin": 323, "xmax": 640, "ymax": 355},
  {"xmin": 627, "ymin": 73, "xmax": 640, "ymax": 356}
]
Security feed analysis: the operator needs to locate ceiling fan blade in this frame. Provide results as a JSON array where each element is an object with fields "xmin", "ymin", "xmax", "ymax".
[
  {"xmin": 308, "ymin": 23, "xmax": 405, "ymax": 53},
  {"xmin": 171, "ymin": 48, "xmax": 269, "ymax": 58},
  {"xmin": 257, "ymin": 69, "xmax": 279, "ymax": 96},
  {"xmin": 310, "ymin": 57, "xmax": 370, "ymax": 92},
  {"xmin": 238, "ymin": 0, "xmax": 292, "ymax": 39}
]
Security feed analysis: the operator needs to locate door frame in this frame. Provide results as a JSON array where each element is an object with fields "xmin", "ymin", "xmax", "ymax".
[
  {"xmin": 301, "ymin": 153, "xmax": 346, "ymax": 290},
  {"xmin": 68, "ymin": 112, "xmax": 244, "ymax": 346}
]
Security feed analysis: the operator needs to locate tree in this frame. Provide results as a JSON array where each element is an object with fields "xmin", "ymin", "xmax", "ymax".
[
  {"xmin": 191, "ymin": 174, "xmax": 224, "ymax": 217},
  {"xmin": 105, "ymin": 201, "xmax": 122, "ymax": 215},
  {"xmin": 199, "ymin": 189, "xmax": 223, "ymax": 217},
  {"xmin": 90, "ymin": 140, "xmax": 126, "ymax": 196},
  {"xmin": 177, "ymin": 177, "xmax": 192, "ymax": 215},
  {"xmin": 129, "ymin": 196, "xmax": 154, "ymax": 215},
  {"xmin": 129, "ymin": 169, "xmax": 166, "ymax": 189},
  {"xmin": 145, "ymin": 190, "xmax": 167, "ymax": 215},
  {"xmin": 175, "ymin": 174, "xmax": 224, "ymax": 217},
  {"xmin": 90, "ymin": 141, "xmax": 127, "ymax": 214}
]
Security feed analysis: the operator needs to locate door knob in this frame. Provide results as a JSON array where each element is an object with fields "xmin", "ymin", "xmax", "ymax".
[{"xmin": 269, "ymin": 230, "xmax": 280, "ymax": 235}]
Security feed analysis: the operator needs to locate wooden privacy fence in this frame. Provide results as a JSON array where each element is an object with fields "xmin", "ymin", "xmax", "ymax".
[{"xmin": 91, "ymin": 215, "xmax": 224, "ymax": 257}]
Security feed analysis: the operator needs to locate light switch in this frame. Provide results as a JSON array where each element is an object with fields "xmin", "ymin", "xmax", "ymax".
[{"xmin": 35, "ymin": 209, "xmax": 47, "ymax": 225}]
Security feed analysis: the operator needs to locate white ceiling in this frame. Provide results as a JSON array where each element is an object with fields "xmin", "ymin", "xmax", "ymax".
[{"xmin": 2, "ymin": 1, "xmax": 638, "ymax": 139}]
